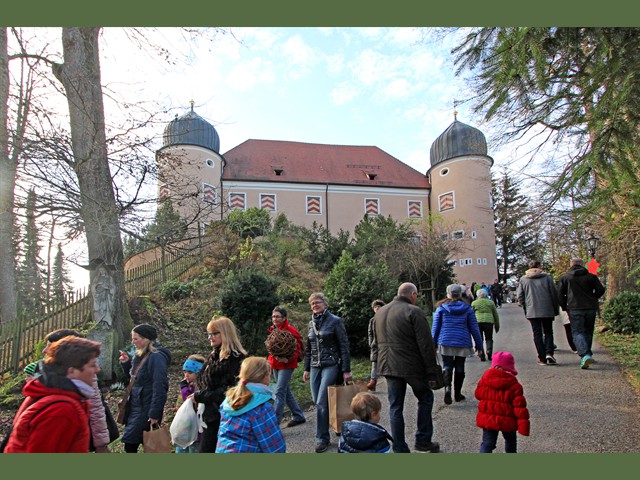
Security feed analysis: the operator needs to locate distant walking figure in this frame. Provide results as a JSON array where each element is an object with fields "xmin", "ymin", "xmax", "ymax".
[
  {"xmin": 517, "ymin": 260, "xmax": 560, "ymax": 366},
  {"xmin": 557, "ymin": 258, "xmax": 606, "ymax": 369}
]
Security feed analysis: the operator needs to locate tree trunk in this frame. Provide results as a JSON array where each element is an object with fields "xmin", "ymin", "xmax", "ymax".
[
  {"xmin": 0, "ymin": 28, "xmax": 18, "ymax": 328},
  {"xmin": 52, "ymin": 27, "xmax": 131, "ymax": 379}
]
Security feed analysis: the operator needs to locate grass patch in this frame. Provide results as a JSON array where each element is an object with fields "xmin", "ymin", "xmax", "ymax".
[{"xmin": 597, "ymin": 330, "xmax": 640, "ymax": 392}]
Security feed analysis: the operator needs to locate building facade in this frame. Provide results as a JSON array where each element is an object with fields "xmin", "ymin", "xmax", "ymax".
[{"xmin": 155, "ymin": 106, "xmax": 498, "ymax": 285}]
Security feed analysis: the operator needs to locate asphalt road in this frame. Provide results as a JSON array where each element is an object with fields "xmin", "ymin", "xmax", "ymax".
[{"xmin": 281, "ymin": 303, "xmax": 640, "ymax": 453}]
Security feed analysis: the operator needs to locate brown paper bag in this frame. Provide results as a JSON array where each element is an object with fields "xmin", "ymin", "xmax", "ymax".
[
  {"xmin": 143, "ymin": 424, "xmax": 172, "ymax": 453},
  {"xmin": 328, "ymin": 382, "xmax": 367, "ymax": 433}
]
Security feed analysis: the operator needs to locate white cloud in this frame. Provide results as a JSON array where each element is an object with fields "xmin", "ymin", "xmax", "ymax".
[
  {"xmin": 330, "ymin": 82, "xmax": 360, "ymax": 105},
  {"xmin": 226, "ymin": 57, "xmax": 276, "ymax": 91},
  {"xmin": 383, "ymin": 78, "xmax": 413, "ymax": 98}
]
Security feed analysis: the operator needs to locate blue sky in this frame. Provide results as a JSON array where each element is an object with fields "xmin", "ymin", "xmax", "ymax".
[{"xmin": 101, "ymin": 27, "xmax": 490, "ymax": 174}]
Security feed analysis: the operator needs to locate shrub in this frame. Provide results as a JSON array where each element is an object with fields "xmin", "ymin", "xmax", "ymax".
[
  {"xmin": 217, "ymin": 269, "xmax": 280, "ymax": 355},
  {"xmin": 159, "ymin": 279, "xmax": 193, "ymax": 301},
  {"xmin": 602, "ymin": 291, "xmax": 640, "ymax": 334}
]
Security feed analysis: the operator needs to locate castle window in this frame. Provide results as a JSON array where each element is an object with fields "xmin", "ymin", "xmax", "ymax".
[
  {"xmin": 471, "ymin": 230, "xmax": 477, "ymax": 239},
  {"xmin": 260, "ymin": 194, "xmax": 276, "ymax": 212},
  {"xmin": 408, "ymin": 200, "xmax": 422, "ymax": 218},
  {"xmin": 205, "ymin": 158, "xmax": 215, "ymax": 168},
  {"xmin": 483, "ymin": 258, "xmax": 488, "ymax": 265},
  {"xmin": 273, "ymin": 165, "xmax": 284, "ymax": 176},
  {"xmin": 306, "ymin": 196, "xmax": 322, "ymax": 215},
  {"xmin": 365, "ymin": 198, "xmax": 380, "ymax": 216},
  {"xmin": 438, "ymin": 191, "xmax": 455, "ymax": 212},
  {"xmin": 452, "ymin": 230, "xmax": 465, "ymax": 240},
  {"xmin": 439, "ymin": 168, "xmax": 449, "ymax": 176},
  {"xmin": 477, "ymin": 258, "xmax": 482, "ymax": 265},
  {"xmin": 159, "ymin": 183, "xmax": 170, "ymax": 200},
  {"xmin": 202, "ymin": 183, "xmax": 217, "ymax": 205},
  {"xmin": 229, "ymin": 192, "xmax": 246, "ymax": 211}
]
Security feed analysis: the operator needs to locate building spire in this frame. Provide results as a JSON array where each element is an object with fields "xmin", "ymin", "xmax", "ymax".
[
  {"xmin": 453, "ymin": 98, "xmax": 459, "ymax": 121},
  {"xmin": 190, "ymin": 99, "xmax": 195, "ymax": 112}
]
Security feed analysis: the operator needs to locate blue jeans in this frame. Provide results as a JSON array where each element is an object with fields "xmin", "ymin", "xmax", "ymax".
[
  {"xmin": 568, "ymin": 309, "xmax": 597, "ymax": 357},
  {"xmin": 385, "ymin": 375, "xmax": 434, "ymax": 453},
  {"xmin": 175, "ymin": 442, "xmax": 199, "ymax": 453},
  {"xmin": 273, "ymin": 368, "xmax": 305, "ymax": 423},
  {"xmin": 310, "ymin": 364, "xmax": 339, "ymax": 444},
  {"xmin": 480, "ymin": 429, "xmax": 517, "ymax": 453},
  {"xmin": 528, "ymin": 317, "xmax": 555, "ymax": 361}
]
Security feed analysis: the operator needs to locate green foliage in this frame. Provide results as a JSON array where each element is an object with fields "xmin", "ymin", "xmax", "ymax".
[
  {"xmin": 217, "ymin": 268, "xmax": 280, "ymax": 354},
  {"xmin": 602, "ymin": 291, "xmax": 640, "ymax": 334},
  {"xmin": 16, "ymin": 189, "xmax": 45, "ymax": 317},
  {"xmin": 277, "ymin": 283, "xmax": 310, "ymax": 306},
  {"xmin": 294, "ymin": 222, "xmax": 350, "ymax": 273},
  {"xmin": 324, "ymin": 251, "xmax": 397, "ymax": 356},
  {"xmin": 349, "ymin": 214, "xmax": 413, "ymax": 264},
  {"xmin": 226, "ymin": 207, "xmax": 272, "ymax": 239},
  {"xmin": 51, "ymin": 244, "xmax": 72, "ymax": 303},
  {"xmin": 159, "ymin": 279, "xmax": 195, "ymax": 301}
]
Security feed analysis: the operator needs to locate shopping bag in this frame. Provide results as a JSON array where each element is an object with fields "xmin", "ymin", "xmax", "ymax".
[
  {"xmin": 116, "ymin": 396, "xmax": 128, "ymax": 425},
  {"xmin": 428, "ymin": 351, "xmax": 445, "ymax": 390},
  {"xmin": 327, "ymin": 381, "xmax": 367, "ymax": 433},
  {"xmin": 170, "ymin": 397, "xmax": 198, "ymax": 448},
  {"xmin": 143, "ymin": 424, "xmax": 172, "ymax": 453}
]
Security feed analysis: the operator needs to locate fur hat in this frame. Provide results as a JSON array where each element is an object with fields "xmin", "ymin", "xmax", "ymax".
[
  {"xmin": 132, "ymin": 323, "xmax": 158, "ymax": 341},
  {"xmin": 492, "ymin": 351, "xmax": 517, "ymax": 375},
  {"xmin": 446, "ymin": 284, "xmax": 463, "ymax": 299}
]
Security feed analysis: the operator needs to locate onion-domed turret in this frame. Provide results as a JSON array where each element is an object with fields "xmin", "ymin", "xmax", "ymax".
[
  {"xmin": 162, "ymin": 105, "xmax": 220, "ymax": 153},
  {"xmin": 429, "ymin": 119, "xmax": 489, "ymax": 168}
]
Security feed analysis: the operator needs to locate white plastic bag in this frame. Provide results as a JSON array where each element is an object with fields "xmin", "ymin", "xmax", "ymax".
[{"xmin": 170, "ymin": 397, "xmax": 199, "ymax": 448}]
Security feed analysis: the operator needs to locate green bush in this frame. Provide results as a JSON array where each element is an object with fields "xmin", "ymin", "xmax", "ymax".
[
  {"xmin": 159, "ymin": 279, "xmax": 194, "ymax": 301},
  {"xmin": 217, "ymin": 269, "xmax": 280, "ymax": 355},
  {"xmin": 602, "ymin": 291, "xmax": 640, "ymax": 334}
]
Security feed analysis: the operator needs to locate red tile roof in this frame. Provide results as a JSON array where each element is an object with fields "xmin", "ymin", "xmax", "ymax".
[{"xmin": 221, "ymin": 139, "xmax": 430, "ymax": 189}]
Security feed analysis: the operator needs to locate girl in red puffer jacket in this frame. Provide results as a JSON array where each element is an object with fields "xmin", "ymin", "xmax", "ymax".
[{"xmin": 475, "ymin": 351, "xmax": 530, "ymax": 453}]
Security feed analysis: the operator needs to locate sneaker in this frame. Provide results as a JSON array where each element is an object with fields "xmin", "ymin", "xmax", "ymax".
[
  {"xmin": 546, "ymin": 355, "xmax": 557, "ymax": 365},
  {"xmin": 315, "ymin": 442, "xmax": 330, "ymax": 453},
  {"xmin": 286, "ymin": 418, "xmax": 306, "ymax": 427},
  {"xmin": 580, "ymin": 355, "xmax": 593, "ymax": 369},
  {"xmin": 536, "ymin": 359, "xmax": 547, "ymax": 366},
  {"xmin": 414, "ymin": 441, "xmax": 440, "ymax": 453}
]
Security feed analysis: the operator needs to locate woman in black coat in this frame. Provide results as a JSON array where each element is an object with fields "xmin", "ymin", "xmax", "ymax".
[
  {"xmin": 118, "ymin": 324, "xmax": 171, "ymax": 453},
  {"xmin": 192, "ymin": 316, "xmax": 247, "ymax": 453}
]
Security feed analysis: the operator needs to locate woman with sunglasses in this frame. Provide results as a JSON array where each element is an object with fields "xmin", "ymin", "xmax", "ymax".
[{"xmin": 191, "ymin": 316, "xmax": 246, "ymax": 453}]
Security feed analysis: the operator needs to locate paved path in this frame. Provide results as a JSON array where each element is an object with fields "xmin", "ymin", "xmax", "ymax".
[{"xmin": 282, "ymin": 303, "xmax": 640, "ymax": 453}]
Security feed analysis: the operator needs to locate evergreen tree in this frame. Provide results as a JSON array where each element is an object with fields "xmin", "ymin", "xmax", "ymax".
[
  {"xmin": 145, "ymin": 198, "xmax": 188, "ymax": 248},
  {"xmin": 492, "ymin": 170, "xmax": 537, "ymax": 282},
  {"xmin": 51, "ymin": 243, "xmax": 72, "ymax": 303},
  {"xmin": 16, "ymin": 189, "xmax": 45, "ymax": 316}
]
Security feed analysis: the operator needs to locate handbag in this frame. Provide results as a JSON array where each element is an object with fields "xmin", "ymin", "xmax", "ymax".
[
  {"xmin": 170, "ymin": 397, "xmax": 199, "ymax": 448},
  {"xmin": 428, "ymin": 351, "xmax": 445, "ymax": 390},
  {"xmin": 143, "ymin": 424, "xmax": 172, "ymax": 453},
  {"xmin": 117, "ymin": 353, "xmax": 150, "ymax": 425},
  {"xmin": 327, "ymin": 381, "xmax": 367, "ymax": 433}
]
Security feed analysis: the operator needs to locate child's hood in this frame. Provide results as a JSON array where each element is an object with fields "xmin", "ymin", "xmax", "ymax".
[
  {"xmin": 482, "ymin": 367, "xmax": 519, "ymax": 391},
  {"xmin": 220, "ymin": 383, "xmax": 273, "ymax": 417}
]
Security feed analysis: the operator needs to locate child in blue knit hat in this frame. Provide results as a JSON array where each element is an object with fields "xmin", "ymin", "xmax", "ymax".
[{"xmin": 175, "ymin": 354, "xmax": 205, "ymax": 453}]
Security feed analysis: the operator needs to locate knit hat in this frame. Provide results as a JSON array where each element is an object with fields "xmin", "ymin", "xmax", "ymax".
[
  {"xmin": 492, "ymin": 351, "xmax": 517, "ymax": 375},
  {"xmin": 132, "ymin": 323, "xmax": 158, "ymax": 341},
  {"xmin": 446, "ymin": 284, "xmax": 463, "ymax": 299}
]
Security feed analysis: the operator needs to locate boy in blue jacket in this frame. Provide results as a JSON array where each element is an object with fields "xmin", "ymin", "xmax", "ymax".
[{"xmin": 338, "ymin": 392, "xmax": 393, "ymax": 453}]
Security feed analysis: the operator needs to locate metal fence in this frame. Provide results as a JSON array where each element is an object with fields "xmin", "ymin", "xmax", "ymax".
[{"xmin": 0, "ymin": 243, "xmax": 203, "ymax": 375}]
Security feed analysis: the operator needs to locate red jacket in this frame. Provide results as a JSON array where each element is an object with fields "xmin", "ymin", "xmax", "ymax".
[
  {"xmin": 267, "ymin": 320, "xmax": 302, "ymax": 370},
  {"xmin": 5, "ymin": 378, "xmax": 90, "ymax": 453},
  {"xmin": 475, "ymin": 367, "xmax": 530, "ymax": 436}
]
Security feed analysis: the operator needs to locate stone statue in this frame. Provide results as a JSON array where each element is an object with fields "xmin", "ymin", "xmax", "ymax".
[{"xmin": 91, "ymin": 265, "xmax": 115, "ymax": 328}]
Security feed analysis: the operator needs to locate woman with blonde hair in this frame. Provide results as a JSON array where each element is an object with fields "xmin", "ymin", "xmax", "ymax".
[
  {"xmin": 216, "ymin": 357, "xmax": 286, "ymax": 453},
  {"xmin": 192, "ymin": 316, "xmax": 247, "ymax": 453}
]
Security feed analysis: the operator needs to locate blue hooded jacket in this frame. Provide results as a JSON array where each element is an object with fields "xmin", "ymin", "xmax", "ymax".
[
  {"xmin": 220, "ymin": 383, "xmax": 273, "ymax": 417},
  {"xmin": 432, "ymin": 300, "xmax": 483, "ymax": 350}
]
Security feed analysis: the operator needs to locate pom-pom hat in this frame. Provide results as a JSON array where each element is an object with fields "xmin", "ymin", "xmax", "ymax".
[{"xmin": 492, "ymin": 351, "xmax": 517, "ymax": 375}]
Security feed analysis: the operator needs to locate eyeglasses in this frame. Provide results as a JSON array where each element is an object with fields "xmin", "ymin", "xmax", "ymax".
[
  {"xmin": 271, "ymin": 315, "xmax": 283, "ymax": 319},
  {"xmin": 206, "ymin": 332, "xmax": 221, "ymax": 338}
]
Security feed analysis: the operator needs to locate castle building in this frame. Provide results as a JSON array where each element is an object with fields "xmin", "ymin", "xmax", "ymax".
[{"xmin": 155, "ymin": 106, "xmax": 497, "ymax": 285}]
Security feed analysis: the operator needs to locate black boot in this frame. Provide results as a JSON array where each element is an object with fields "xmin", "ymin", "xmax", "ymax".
[
  {"xmin": 443, "ymin": 369, "xmax": 453, "ymax": 405},
  {"xmin": 454, "ymin": 372, "xmax": 466, "ymax": 402},
  {"xmin": 486, "ymin": 340, "xmax": 493, "ymax": 361}
]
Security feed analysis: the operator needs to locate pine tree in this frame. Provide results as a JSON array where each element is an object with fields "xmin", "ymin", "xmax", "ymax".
[
  {"xmin": 492, "ymin": 170, "xmax": 537, "ymax": 281},
  {"xmin": 16, "ymin": 189, "xmax": 45, "ymax": 316},
  {"xmin": 51, "ymin": 243, "xmax": 71, "ymax": 303}
]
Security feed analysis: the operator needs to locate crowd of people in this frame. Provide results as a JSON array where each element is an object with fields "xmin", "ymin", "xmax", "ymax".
[{"xmin": 3, "ymin": 256, "xmax": 605, "ymax": 453}]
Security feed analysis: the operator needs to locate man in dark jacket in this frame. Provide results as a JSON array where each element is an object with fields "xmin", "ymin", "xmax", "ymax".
[
  {"xmin": 517, "ymin": 260, "xmax": 560, "ymax": 366},
  {"xmin": 375, "ymin": 282, "xmax": 441, "ymax": 453},
  {"xmin": 557, "ymin": 258, "xmax": 606, "ymax": 369}
]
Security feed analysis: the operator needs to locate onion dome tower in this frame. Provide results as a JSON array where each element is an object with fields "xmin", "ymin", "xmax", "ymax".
[
  {"xmin": 427, "ymin": 110, "xmax": 497, "ymax": 285},
  {"xmin": 156, "ymin": 102, "xmax": 223, "ymax": 230}
]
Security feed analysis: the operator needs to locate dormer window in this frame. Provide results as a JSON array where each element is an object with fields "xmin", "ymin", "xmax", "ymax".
[
  {"xmin": 272, "ymin": 166, "xmax": 284, "ymax": 176},
  {"xmin": 365, "ymin": 172, "xmax": 377, "ymax": 180}
]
